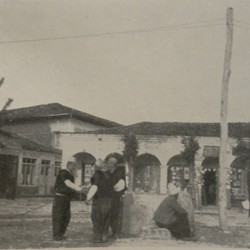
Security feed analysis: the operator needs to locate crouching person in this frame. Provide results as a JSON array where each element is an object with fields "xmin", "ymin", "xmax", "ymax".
[
  {"xmin": 153, "ymin": 183, "xmax": 194, "ymax": 240},
  {"xmin": 86, "ymin": 159, "xmax": 113, "ymax": 243},
  {"xmin": 52, "ymin": 157, "xmax": 83, "ymax": 241}
]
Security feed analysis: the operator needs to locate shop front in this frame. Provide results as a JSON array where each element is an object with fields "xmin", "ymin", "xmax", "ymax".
[{"xmin": 230, "ymin": 156, "xmax": 249, "ymax": 207}]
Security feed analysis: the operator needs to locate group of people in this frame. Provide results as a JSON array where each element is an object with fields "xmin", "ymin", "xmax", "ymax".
[
  {"xmin": 52, "ymin": 156, "xmax": 195, "ymax": 243},
  {"xmin": 52, "ymin": 156, "xmax": 125, "ymax": 243}
]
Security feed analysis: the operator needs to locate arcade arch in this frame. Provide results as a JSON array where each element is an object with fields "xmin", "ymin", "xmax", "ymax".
[{"xmin": 134, "ymin": 153, "xmax": 161, "ymax": 193}]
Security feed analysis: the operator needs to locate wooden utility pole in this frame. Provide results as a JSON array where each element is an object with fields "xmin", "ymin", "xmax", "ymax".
[{"xmin": 218, "ymin": 7, "xmax": 233, "ymax": 232}]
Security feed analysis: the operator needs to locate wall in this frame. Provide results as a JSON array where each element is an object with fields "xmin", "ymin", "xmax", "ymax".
[
  {"xmin": 2, "ymin": 120, "xmax": 53, "ymax": 146},
  {"xmin": 58, "ymin": 133, "xmax": 241, "ymax": 200},
  {"xmin": 0, "ymin": 146, "xmax": 62, "ymax": 196},
  {"xmin": 3, "ymin": 117, "xmax": 111, "ymax": 147},
  {"xmin": 16, "ymin": 150, "xmax": 61, "ymax": 196},
  {"xmin": 69, "ymin": 118, "xmax": 106, "ymax": 132}
]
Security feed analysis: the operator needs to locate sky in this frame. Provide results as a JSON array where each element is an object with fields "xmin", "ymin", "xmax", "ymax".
[{"xmin": 0, "ymin": 0, "xmax": 250, "ymax": 125}]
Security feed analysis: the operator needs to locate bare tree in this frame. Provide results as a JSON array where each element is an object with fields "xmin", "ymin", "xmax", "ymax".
[{"xmin": 0, "ymin": 78, "xmax": 13, "ymax": 128}]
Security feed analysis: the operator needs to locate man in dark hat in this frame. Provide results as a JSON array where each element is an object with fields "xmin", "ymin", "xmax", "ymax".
[
  {"xmin": 86, "ymin": 159, "xmax": 113, "ymax": 243},
  {"xmin": 52, "ymin": 156, "xmax": 84, "ymax": 241},
  {"xmin": 107, "ymin": 157, "xmax": 126, "ymax": 239}
]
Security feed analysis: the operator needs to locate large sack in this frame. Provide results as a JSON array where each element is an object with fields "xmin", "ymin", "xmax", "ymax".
[
  {"xmin": 122, "ymin": 192, "xmax": 154, "ymax": 235},
  {"xmin": 177, "ymin": 189, "xmax": 195, "ymax": 233}
]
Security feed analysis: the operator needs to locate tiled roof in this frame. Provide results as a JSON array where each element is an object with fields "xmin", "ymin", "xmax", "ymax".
[
  {"xmin": 85, "ymin": 122, "xmax": 250, "ymax": 138},
  {"xmin": 0, "ymin": 103, "xmax": 121, "ymax": 128},
  {"xmin": 0, "ymin": 130, "xmax": 61, "ymax": 154}
]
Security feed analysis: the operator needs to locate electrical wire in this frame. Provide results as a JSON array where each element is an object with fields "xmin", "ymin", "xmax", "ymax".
[
  {"xmin": 235, "ymin": 24, "xmax": 250, "ymax": 30},
  {"xmin": 0, "ymin": 19, "xmax": 225, "ymax": 45},
  {"xmin": 235, "ymin": 19, "xmax": 250, "ymax": 26}
]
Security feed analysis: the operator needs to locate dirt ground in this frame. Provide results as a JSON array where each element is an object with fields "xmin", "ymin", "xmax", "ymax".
[{"xmin": 0, "ymin": 197, "xmax": 249, "ymax": 249}]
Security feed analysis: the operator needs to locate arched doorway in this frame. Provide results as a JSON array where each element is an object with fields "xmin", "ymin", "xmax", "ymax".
[
  {"xmin": 167, "ymin": 154, "xmax": 190, "ymax": 187},
  {"xmin": 201, "ymin": 157, "xmax": 218, "ymax": 206},
  {"xmin": 73, "ymin": 152, "xmax": 96, "ymax": 186},
  {"xmin": 230, "ymin": 156, "xmax": 250, "ymax": 207},
  {"xmin": 134, "ymin": 153, "xmax": 161, "ymax": 193}
]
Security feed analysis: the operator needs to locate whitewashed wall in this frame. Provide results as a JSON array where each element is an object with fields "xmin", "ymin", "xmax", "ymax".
[{"xmin": 57, "ymin": 132, "xmax": 239, "ymax": 194}]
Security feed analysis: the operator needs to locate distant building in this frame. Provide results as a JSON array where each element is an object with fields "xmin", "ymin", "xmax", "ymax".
[
  {"xmin": 55, "ymin": 122, "xmax": 250, "ymax": 208},
  {"xmin": 0, "ymin": 103, "xmax": 122, "ymax": 147},
  {"xmin": 2, "ymin": 103, "xmax": 250, "ymax": 208},
  {"xmin": 0, "ymin": 130, "xmax": 62, "ymax": 197},
  {"xmin": 0, "ymin": 103, "xmax": 121, "ymax": 196}
]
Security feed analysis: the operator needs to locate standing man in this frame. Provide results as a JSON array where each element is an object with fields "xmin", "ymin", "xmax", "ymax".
[
  {"xmin": 86, "ymin": 159, "xmax": 113, "ymax": 243},
  {"xmin": 247, "ymin": 168, "xmax": 250, "ymax": 217},
  {"xmin": 107, "ymin": 157, "xmax": 126, "ymax": 239},
  {"xmin": 52, "ymin": 156, "xmax": 83, "ymax": 241}
]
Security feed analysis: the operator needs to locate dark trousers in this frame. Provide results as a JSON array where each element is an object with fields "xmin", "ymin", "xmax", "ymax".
[
  {"xmin": 110, "ymin": 196, "xmax": 123, "ymax": 235},
  {"xmin": 91, "ymin": 197, "xmax": 112, "ymax": 240},
  {"xmin": 52, "ymin": 195, "xmax": 71, "ymax": 239},
  {"xmin": 156, "ymin": 213, "xmax": 191, "ymax": 239}
]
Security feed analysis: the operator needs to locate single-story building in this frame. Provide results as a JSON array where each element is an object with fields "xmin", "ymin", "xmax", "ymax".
[
  {"xmin": 55, "ymin": 122, "xmax": 250, "ymax": 209},
  {"xmin": 0, "ymin": 130, "xmax": 62, "ymax": 197}
]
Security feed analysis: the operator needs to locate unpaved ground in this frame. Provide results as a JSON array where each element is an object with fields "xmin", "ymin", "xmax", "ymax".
[{"xmin": 0, "ymin": 198, "xmax": 249, "ymax": 249}]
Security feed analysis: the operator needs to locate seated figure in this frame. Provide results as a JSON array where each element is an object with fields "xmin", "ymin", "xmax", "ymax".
[{"xmin": 153, "ymin": 183, "xmax": 194, "ymax": 240}]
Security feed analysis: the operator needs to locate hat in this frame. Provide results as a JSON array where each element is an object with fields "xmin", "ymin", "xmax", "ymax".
[
  {"xmin": 242, "ymin": 200, "xmax": 250, "ymax": 209},
  {"xmin": 68, "ymin": 156, "xmax": 77, "ymax": 164},
  {"xmin": 168, "ymin": 183, "xmax": 180, "ymax": 195},
  {"xmin": 107, "ymin": 157, "xmax": 118, "ymax": 164}
]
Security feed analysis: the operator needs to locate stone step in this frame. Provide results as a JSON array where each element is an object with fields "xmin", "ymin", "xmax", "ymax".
[{"xmin": 139, "ymin": 227, "xmax": 173, "ymax": 240}]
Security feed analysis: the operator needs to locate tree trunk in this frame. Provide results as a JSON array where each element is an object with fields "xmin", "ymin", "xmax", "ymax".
[
  {"xmin": 128, "ymin": 158, "xmax": 134, "ymax": 192},
  {"xmin": 187, "ymin": 159, "xmax": 196, "ymax": 206}
]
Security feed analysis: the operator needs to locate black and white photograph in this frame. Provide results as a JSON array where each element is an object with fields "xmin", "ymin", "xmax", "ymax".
[{"xmin": 0, "ymin": 0, "xmax": 250, "ymax": 249}]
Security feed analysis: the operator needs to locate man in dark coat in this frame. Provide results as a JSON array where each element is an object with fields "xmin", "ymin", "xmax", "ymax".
[
  {"xmin": 86, "ymin": 159, "xmax": 114, "ymax": 243},
  {"xmin": 247, "ymin": 169, "xmax": 250, "ymax": 217},
  {"xmin": 107, "ymin": 157, "xmax": 126, "ymax": 239},
  {"xmin": 52, "ymin": 157, "xmax": 83, "ymax": 241},
  {"xmin": 154, "ymin": 183, "xmax": 193, "ymax": 240}
]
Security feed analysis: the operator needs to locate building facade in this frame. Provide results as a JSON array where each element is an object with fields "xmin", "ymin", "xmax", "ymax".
[
  {"xmin": 0, "ymin": 103, "xmax": 121, "ymax": 147},
  {"xmin": 55, "ymin": 122, "xmax": 250, "ymax": 208},
  {"xmin": 0, "ymin": 103, "xmax": 121, "ymax": 197},
  {"xmin": 2, "ymin": 103, "xmax": 250, "ymax": 207},
  {"xmin": 0, "ymin": 130, "xmax": 62, "ymax": 197}
]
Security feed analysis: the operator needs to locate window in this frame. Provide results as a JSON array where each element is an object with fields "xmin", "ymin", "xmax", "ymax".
[
  {"xmin": 22, "ymin": 158, "xmax": 36, "ymax": 185},
  {"xmin": 54, "ymin": 161, "xmax": 61, "ymax": 176},
  {"xmin": 41, "ymin": 160, "xmax": 51, "ymax": 176}
]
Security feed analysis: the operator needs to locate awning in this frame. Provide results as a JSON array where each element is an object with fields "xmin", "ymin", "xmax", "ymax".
[{"xmin": 202, "ymin": 157, "xmax": 219, "ymax": 169}]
